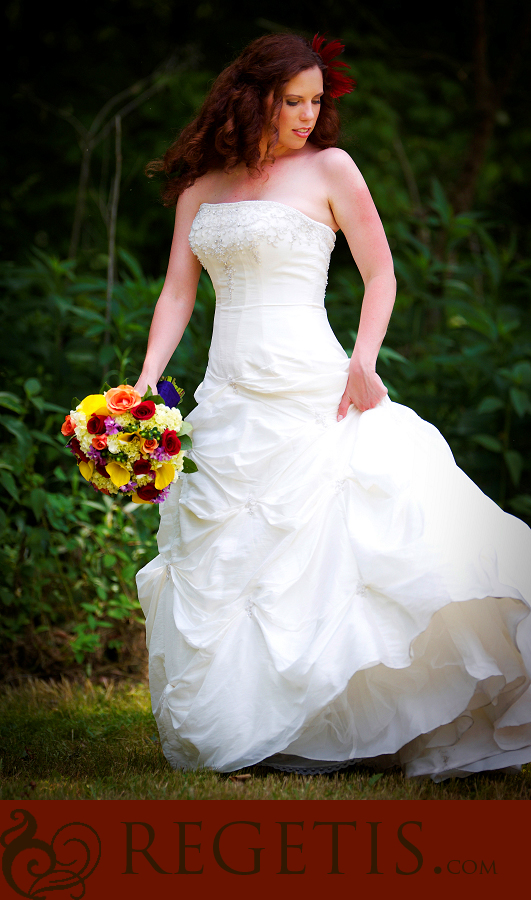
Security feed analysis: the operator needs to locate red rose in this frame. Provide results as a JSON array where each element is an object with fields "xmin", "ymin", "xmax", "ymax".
[
  {"xmin": 95, "ymin": 463, "xmax": 110, "ymax": 479},
  {"xmin": 133, "ymin": 459, "xmax": 152, "ymax": 476},
  {"xmin": 161, "ymin": 430, "xmax": 181, "ymax": 456},
  {"xmin": 136, "ymin": 483, "xmax": 161, "ymax": 501},
  {"xmin": 69, "ymin": 437, "xmax": 88, "ymax": 463},
  {"xmin": 87, "ymin": 414, "xmax": 107, "ymax": 435},
  {"xmin": 132, "ymin": 401, "xmax": 156, "ymax": 421}
]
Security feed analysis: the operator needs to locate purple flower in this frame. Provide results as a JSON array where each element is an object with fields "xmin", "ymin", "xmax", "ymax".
[
  {"xmin": 153, "ymin": 446, "xmax": 171, "ymax": 462},
  {"xmin": 156, "ymin": 378, "xmax": 184, "ymax": 407},
  {"xmin": 119, "ymin": 481, "xmax": 137, "ymax": 492},
  {"xmin": 152, "ymin": 486, "xmax": 171, "ymax": 504},
  {"xmin": 104, "ymin": 417, "xmax": 120, "ymax": 435},
  {"xmin": 87, "ymin": 446, "xmax": 105, "ymax": 464}
]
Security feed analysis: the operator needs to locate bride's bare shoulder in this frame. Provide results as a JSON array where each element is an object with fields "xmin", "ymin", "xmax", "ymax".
[
  {"xmin": 173, "ymin": 173, "xmax": 223, "ymax": 225},
  {"xmin": 179, "ymin": 171, "xmax": 223, "ymax": 208},
  {"xmin": 315, "ymin": 147, "xmax": 366, "ymax": 186}
]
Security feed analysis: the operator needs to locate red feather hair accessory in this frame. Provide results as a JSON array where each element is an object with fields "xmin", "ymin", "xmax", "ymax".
[{"xmin": 312, "ymin": 34, "xmax": 356, "ymax": 99}]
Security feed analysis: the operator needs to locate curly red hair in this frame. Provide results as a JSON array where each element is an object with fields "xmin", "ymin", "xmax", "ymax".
[{"xmin": 147, "ymin": 33, "xmax": 343, "ymax": 206}]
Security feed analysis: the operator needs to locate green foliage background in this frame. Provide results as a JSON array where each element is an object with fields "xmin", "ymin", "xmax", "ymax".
[{"xmin": 1, "ymin": 2, "xmax": 530, "ymax": 680}]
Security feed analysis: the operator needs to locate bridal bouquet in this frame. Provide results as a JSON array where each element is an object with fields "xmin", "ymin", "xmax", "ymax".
[{"xmin": 60, "ymin": 378, "xmax": 196, "ymax": 504}]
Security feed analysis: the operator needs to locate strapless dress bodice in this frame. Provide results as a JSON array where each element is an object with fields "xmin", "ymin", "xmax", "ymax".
[
  {"xmin": 188, "ymin": 201, "xmax": 346, "ymax": 391},
  {"xmin": 189, "ymin": 200, "xmax": 336, "ymax": 308}
]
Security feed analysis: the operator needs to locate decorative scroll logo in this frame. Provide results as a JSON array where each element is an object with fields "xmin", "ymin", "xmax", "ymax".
[{"xmin": 1, "ymin": 809, "xmax": 101, "ymax": 898}]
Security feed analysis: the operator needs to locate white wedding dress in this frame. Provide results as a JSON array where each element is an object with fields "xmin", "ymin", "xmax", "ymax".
[{"xmin": 136, "ymin": 200, "xmax": 531, "ymax": 780}]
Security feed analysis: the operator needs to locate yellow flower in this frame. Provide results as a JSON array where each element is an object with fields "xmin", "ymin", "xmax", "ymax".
[
  {"xmin": 131, "ymin": 493, "xmax": 152, "ymax": 505},
  {"xmin": 78, "ymin": 460, "xmax": 95, "ymax": 481},
  {"xmin": 154, "ymin": 462, "xmax": 175, "ymax": 490},
  {"xmin": 78, "ymin": 394, "xmax": 108, "ymax": 416},
  {"xmin": 105, "ymin": 461, "xmax": 131, "ymax": 487},
  {"xmin": 118, "ymin": 432, "xmax": 139, "ymax": 443}
]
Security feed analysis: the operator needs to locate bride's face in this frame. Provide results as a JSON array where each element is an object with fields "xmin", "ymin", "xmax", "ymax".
[{"xmin": 267, "ymin": 66, "xmax": 323, "ymax": 155}]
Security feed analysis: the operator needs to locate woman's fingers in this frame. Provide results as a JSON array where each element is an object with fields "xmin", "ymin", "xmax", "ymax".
[
  {"xmin": 337, "ymin": 371, "xmax": 388, "ymax": 420},
  {"xmin": 337, "ymin": 391, "xmax": 352, "ymax": 421}
]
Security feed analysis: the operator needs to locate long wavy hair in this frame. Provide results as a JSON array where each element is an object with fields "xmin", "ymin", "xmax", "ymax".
[{"xmin": 146, "ymin": 34, "xmax": 342, "ymax": 206}]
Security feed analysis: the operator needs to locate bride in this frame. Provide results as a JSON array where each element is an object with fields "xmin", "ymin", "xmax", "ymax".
[{"xmin": 135, "ymin": 33, "xmax": 531, "ymax": 780}]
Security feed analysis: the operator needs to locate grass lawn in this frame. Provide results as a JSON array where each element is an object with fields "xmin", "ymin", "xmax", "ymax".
[{"xmin": 1, "ymin": 678, "xmax": 529, "ymax": 801}]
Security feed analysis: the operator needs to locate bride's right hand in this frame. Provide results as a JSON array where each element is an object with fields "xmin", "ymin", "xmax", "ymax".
[{"xmin": 133, "ymin": 376, "xmax": 158, "ymax": 398}]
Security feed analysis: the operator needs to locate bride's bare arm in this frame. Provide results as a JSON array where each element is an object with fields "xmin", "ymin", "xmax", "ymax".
[
  {"xmin": 322, "ymin": 148, "xmax": 397, "ymax": 417},
  {"xmin": 134, "ymin": 191, "xmax": 202, "ymax": 397}
]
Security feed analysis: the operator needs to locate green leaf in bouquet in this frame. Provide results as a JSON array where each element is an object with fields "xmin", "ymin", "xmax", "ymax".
[
  {"xmin": 182, "ymin": 456, "xmax": 198, "ymax": 474},
  {"xmin": 71, "ymin": 397, "xmax": 80, "ymax": 409},
  {"xmin": 100, "ymin": 382, "xmax": 113, "ymax": 393},
  {"xmin": 179, "ymin": 434, "xmax": 192, "ymax": 451},
  {"xmin": 178, "ymin": 422, "xmax": 193, "ymax": 436},
  {"xmin": 142, "ymin": 385, "xmax": 165, "ymax": 404}
]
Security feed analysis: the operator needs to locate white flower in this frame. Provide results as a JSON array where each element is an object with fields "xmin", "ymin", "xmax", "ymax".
[
  {"xmin": 106, "ymin": 437, "xmax": 122, "ymax": 455},
  {"xmin": 79, "ymin": 433, "xmax": 92, "ymax": 454},
  {"xmin": 115, "ymin": 412, "xmax": 136, "ymax": 430},
  {"xmin": 152, "ymin": 405, "xmax": 183, "ymax": 431}
]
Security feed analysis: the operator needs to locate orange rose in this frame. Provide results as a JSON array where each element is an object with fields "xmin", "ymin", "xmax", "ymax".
[
  {"xmin": 105, "ymin": 385, "xmax": 142, "ymax": 415},
  {"xmin": 91, "ymin": 435, "xmax": 108, "ymax": 450},
  {"xmin": 61, "ymin": 414, "xmax": 76, "ymax": 437},
  {"xmin": 140, "ymin": 437, "xmax": 158, "ymax": 454}
]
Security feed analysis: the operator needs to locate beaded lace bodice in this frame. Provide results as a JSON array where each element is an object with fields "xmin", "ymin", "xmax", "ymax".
[
  {"xmin": 187, "ymin": 199, "xmax": 346, "ymax": 392},
  {"xmin": 189, "ymin": 200, "xmax": 336, "ymax": 306}
]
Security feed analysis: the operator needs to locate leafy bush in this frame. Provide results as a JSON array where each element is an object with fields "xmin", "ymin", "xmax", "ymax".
[
  {"xmin": 0, "ymin": 378, "xmax": 159, "ymax": 676},
  {"xmin": 1, "ymin": 183, "xmax": 530, "ymax": 678},
  {"xmin": 0, "ymin": 253, "xmax": 214, "ymax": 678}
]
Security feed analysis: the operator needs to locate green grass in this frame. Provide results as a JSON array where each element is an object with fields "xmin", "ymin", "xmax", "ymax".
[{"xmin": 1, "ymin": 678, "xmax": 530, "ymax": 800}]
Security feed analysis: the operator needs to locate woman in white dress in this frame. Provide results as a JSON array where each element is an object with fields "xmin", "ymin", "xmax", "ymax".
[{"xmin": 135, "ymin": 33, "xmax": 531, "ymax": 780}]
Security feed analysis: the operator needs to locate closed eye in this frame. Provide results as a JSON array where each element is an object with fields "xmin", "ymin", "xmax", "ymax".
[{"xmin": 285, "ymin": 99, "xmax": 322, "ymax": 107}]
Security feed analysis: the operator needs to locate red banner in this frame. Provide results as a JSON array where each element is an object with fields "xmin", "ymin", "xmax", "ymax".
[{"xmin": 1, "ymin": 800, "xmax": 526, "ymax": 898}]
